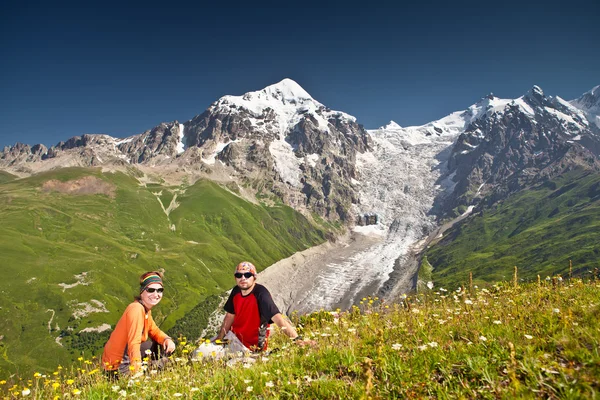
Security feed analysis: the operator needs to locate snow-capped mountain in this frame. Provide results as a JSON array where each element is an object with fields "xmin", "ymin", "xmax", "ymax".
[
  {"xmin": 316, "ymin": 84, "xmax": 600, "ymax": 308},
  {"xmin": 570, "ymin": 85, "xmax": 600, "ymax": 128},
  {"xmin": 446, "ymin": 85, "xmax": 600, "ymax": 213},
  {"xmin": 181, "ymin": 78, "xmax": 371, "ymax": 219}
]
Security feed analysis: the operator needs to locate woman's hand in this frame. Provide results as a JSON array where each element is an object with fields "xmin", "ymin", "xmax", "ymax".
[{"xmin": 163, "ymin": 337, "xmax": 176, "ymax": 354}]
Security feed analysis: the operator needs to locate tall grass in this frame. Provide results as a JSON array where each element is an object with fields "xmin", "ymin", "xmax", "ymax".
[{"xmin": 3, "ymin": 274, "xmax": 598, "ymax": 399}]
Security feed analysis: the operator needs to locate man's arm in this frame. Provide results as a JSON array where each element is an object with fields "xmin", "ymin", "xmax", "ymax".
[
  {"xmin": 271, "ymin": 313, "xmax": 299, "ymax": 339},
  {"xmin": 216, "ymin": 312, "xmax": 235, "ymax": 340}
]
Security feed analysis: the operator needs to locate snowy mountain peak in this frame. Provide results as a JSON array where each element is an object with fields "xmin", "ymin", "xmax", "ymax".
[
  {"xmin": 261, "ymin": 78, "xmax": 314, "ymax": 102},
  {"xmin": 524, "ymin": 85, "xmax": 546, "ymax": 104},
  {"xmin": 380, "ymin": 121, "xmax": 402, "ymax": 130}
]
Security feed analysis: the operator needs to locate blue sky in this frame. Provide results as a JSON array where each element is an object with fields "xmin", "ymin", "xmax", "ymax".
[{"xmin": 1, "ymin": 0, "xmax": 598, "ymax": 149}]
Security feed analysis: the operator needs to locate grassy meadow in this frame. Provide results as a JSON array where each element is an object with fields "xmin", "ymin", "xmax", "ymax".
[
  {"xmin": 0, "ymin": 167, "xmax": 326, "ymax": 375},
  {"xmin": 426, "ymin": 168, "xmax": 600, "ymax": 289},
  {"xmin": 2, "ymin": 274, "xmax": 598, "ymax": 399}
]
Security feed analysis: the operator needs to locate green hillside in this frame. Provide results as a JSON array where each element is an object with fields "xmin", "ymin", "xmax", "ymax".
[
  {"xmin": 425, "ymin": 168, "xmax": 600, "ymax": 289},
  {"xmin": 0, "ymin": 171, "xmax": 17, "ymax": 184},
  {"xmin": 3, "ymin": 276, "xmax": 599, "ymax": 398},
  {"xmin": 0, "ymin": 167, "xmax": 326, "ymax": 375}
]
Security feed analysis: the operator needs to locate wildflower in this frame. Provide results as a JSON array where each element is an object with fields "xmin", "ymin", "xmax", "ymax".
[
  {"xmin": 22, "ymin": 388, "xmax": 31, "ymax": 396},
  {"xmin": 0, "ymin": 380, "xmax": 5, "ymax": 385},
  {"xmin": 427, "ymin": 281, "xmax": 434, "ymax": 290},
  {"xmin": 111, "ymin": 385, "xmax": 120, "ymax": 392},
  {"xmin": 72, "ymin": 389, "xmax": 81, "ymax": 395},
  {"xmin": 145, "ymin": 349, "xmax": 152, "ymax": 355},
  {"xmin": 246, "ymin": 386, "xmax": 253, "ymax": 392},
  {"xmin": 119, "ymin": 390, "xmax": 127, "ymax": 397},
  {"xmin": 244, "ymin": 379, "xmax": 251, "ymax": 384},
  {"xmin": 392, "ymin": 343, "xmax": 403, "ymax": 350},
  {"xmin": 493, "ymin": 320, "xmax": 502, "ymax": 325},
  {"xmin": 553, "ymin": 308, "xmax": 560, "ymax": 313},
  {"xmin": 464, "ymin": 299, "xmax": 473, "ymax": 305},
  {"xmin": 191, "ymin": 388, "xmax": 199, "ymax": 392},
  {"xmin": 428, "ymin": 342, "xmax": 438, "ymax": 348},
  {"xmin": 347, "ymin": 328, "xmax": 356, "ymax": 333},
  {"xmin": 173, "ymin": 394, "xmax": 183, "ymax": 397},
  {"xmin": 479, "ymin": 335, "xmax": 487, "ymax": 342},
  {"xmin": 418, "ymin": 345, "xmax": 428, "ymax": 351},
  {"xmin": 77, "ymin": 357, "xmax": 84, "ymax": 361},
  {"xmin": 52, "ymin": 383, "xmax": 60, "ymax": 389},
  {"xmin": 33, "ymin": 372, "xmax": 41, "ymax": 378},
  {"xmin": 411, "ymin": 308, "xmax": 420, "ymax": 314},
  {"xmin": 66, "ymin": 379, "xmax": 74, "ymax": 385},
  {"xmin": 524, "ymin": 334, "xmax": 533, "ymax": 340},
  {"xmin": 265, "ymin": 381, "xmax": 275, "ymax": 387},
  {"xmin": 179, "ymin": 341, "xmax": 186, "ymax": 346}
]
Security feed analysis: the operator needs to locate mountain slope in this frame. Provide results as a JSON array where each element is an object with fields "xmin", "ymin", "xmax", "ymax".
[
  {"xmin": 570, "ymin": 85, "xmax": 600, "ymax": 128},
  {"xmin": 425, "ymin": 168, "xmax": 600, "ymax": 289},
  {"xmin": 444, "ymin": 86, "xmax": 600, "ymax": 216},
  {"xmin": 0, "ymin": 167, "xmax": 326, "ymax": 374}
]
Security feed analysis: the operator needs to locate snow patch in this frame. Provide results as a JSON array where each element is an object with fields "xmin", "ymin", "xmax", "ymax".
[
  {"xmin": 269, "ymin": 138, "xmax": 303, "ymax": 188},
  {"xmin": 176, "ymin": 123, "xmax": 186, "ymax": 154}
]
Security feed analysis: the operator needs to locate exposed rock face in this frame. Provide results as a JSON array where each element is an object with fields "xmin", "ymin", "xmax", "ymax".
[
  {"xmin": 115, "ymin": 122, "xmax": 183, "ymax": 164},
  {"xmin": 445, "ymin": 86, "xmax": 600, "ymax": 214},
  {"xmin": 357, "ymin": 213, "xmax": 378, "ymax": 226},
  {"xmin": 1, "ymin": 142, "xmax": 48, "ymax": 164}
]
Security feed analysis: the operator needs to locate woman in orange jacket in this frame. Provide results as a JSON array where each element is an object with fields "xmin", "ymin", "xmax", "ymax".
[{"xmin": 102, "ymin": 271, "xmax": 176, "ymax": 377}]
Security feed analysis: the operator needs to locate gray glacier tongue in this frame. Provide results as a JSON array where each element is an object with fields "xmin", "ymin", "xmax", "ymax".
[{"xmin": 259, "ymin": 116, "xmax": 463, "ymax": 313}]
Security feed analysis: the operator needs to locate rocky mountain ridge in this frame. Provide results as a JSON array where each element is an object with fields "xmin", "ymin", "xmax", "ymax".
[
  {"xmin": 1, "ymin": 81, "xmax": 599, "ymax": 226},
  {"xmin": 1, "ymin": 79, "xmax": 372, "ymax": 222},
  {"xmin": 444, "ymin": 85, "xmax": 600, "ymax": 215}
]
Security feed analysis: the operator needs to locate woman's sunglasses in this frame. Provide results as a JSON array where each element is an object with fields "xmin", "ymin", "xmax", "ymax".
[
  {"xmin": 234, "ymin": 272, "xmax": 254, "ymax": 279},
  {"xmin": 145, "ymin": 287, "xmax": 164, "ymax": 293}
]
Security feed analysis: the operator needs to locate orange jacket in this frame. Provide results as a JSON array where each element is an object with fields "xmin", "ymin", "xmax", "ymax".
[{"xmin": 102, "ymin": 302, "xmax": 169, "ymax": 372}]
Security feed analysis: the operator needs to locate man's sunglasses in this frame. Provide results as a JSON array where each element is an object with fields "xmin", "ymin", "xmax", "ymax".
[
  {"xmin": 145, "ymin": 287, "xmax": 164, "ymax": 293},
  {"xmin": 234, "ymin": 272, "xmax": 254, "ymax": 279}
]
